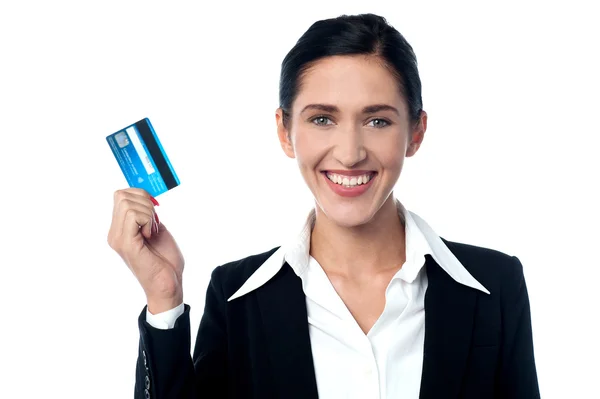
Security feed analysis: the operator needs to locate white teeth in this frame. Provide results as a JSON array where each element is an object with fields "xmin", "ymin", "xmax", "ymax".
[{"xmin": 326, "ymin": 172, "xmax": 374, "ymax": 187}]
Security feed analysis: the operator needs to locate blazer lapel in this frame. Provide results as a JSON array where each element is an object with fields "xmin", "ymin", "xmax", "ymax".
[
  {"xmin": 255, "ymin": 262, "xmax": 319, "ymax": 399},
  {"xmin": 419, "ymin": 254, "xmax": 477, "ymax": 399}
]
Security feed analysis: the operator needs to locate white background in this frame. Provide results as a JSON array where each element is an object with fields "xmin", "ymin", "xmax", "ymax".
[{"xmin": 1, "ymin": 1, "xmax": 598, "ymax": 397}]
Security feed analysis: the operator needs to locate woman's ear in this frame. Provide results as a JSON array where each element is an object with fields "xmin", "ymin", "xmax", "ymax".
[
  {"xmin": 276, "ymin": 108, "xmax": 296, "ymax": 159},
  {"xmin": 406, "ymin": 110, "xmax": 427, "ymax": 157}
]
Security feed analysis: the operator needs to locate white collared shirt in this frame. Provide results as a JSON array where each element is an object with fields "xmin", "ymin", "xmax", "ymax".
[{"xmin": 147, "ymin": 200, "xmax": 490, "ymax": 398}]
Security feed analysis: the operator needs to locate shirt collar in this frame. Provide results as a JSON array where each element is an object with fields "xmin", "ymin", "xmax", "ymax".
[{"xmin": 227, "ymin": 200, "xmax": 489, "ymax": 302}]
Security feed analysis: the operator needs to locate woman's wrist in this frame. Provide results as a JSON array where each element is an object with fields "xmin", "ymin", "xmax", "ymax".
[{"xmin": 147, "ymin": 291, "xmax": 184, "ymax": 315}]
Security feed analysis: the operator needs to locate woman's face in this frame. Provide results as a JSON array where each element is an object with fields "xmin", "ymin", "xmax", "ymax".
[{"xmin": 277, "ymin": 55, "xmax": 427, "ymax": 228}]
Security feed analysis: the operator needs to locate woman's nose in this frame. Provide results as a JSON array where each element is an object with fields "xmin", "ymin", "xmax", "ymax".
[{"xmin": 332, "ymin": 128, "xmax": 367, "ymax": 167}]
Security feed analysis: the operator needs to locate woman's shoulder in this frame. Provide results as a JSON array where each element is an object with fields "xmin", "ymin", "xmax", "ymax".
[
  {"xmin": 442, "ymin": 237, "xmax": 516, "ymax": 264},
  {"xmin": 209, "ymin": 246, "xmax": 281, "ymax": 294},
  {"xmin": 441, "ymin": 238, "xmax": 527, "ymax": 294}
]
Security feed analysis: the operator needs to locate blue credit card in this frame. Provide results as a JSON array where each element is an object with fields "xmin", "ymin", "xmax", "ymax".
[{"xmin": 106, "ymin": 118, "xmax": 180, "ymax": 197}]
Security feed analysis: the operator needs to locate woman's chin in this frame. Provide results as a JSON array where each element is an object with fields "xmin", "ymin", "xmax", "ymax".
[{"xmin": 317, "ymin": 201, "xmax": 378, "ymax": 228}]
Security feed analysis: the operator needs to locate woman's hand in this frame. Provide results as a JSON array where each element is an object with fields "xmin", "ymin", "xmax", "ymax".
[{"xmin": 107, "ymin": 188, "xmax": 185, "ymax": 314}]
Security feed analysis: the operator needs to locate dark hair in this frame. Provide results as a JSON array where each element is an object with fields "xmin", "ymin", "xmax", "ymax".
[{"xmin": 279, "ymin": 13, "xmax": 423, "ymax": 127}]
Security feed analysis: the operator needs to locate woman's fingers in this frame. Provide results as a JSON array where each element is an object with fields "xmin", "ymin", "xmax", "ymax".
[
  {"xmin": 112, "ymin": 189, "xmax": 156, "ymax": 215},
  {"xmin": 122, "ymin": 202, "xmax": 154, "ymax": 241},
  {"xmin": 109, "ymin": 190, "xmax": 157, "ymax": 252}
]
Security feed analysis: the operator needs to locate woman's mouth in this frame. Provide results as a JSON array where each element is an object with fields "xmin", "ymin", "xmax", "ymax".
[{"xmin": 322, "ymin": 171, "xmax": 377, "ymax": 197}]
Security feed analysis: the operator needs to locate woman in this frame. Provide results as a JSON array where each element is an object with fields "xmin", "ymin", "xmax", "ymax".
[{"xmin": 108, "ymin": 13, "xmax": 540, "ymax": 399}]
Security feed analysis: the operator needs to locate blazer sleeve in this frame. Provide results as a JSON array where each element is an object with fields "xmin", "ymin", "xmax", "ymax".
[
  {"xmin": 498, "ymin": 256, "xmax": 541, "ymax": 398},
  {"xmin": 135, "ymin": 266, "xmax": 228, "ymax": 398}
]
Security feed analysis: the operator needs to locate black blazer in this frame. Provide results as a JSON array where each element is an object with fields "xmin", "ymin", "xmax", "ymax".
[{"xmin": 135, "ymin": 239, "xmax": 540, "ymax": 398}]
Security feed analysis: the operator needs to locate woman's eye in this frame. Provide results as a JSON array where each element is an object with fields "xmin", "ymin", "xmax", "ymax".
[
  {"xmin": 312, "ymin": 116, "xmax": 332, "ymax": 126},
  {"xmin": 368, "ymin": 118, "xmax": 390, "ymax": 128}
]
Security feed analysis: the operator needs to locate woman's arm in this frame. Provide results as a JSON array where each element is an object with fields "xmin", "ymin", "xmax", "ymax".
[
  {"xmin": 498, "ymin": 256, "xmax": 541, "ymax": 398},
  {"xmin": 135, "ymin": 266, "xmax": 227, "ymax": 398}
]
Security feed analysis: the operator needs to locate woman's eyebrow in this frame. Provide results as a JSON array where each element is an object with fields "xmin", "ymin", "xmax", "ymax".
[
  {"xmin": 299, "ymin": 103, "xmax": 400, "ymax": 116},
  {"xmin": 300, "ymin": 104, "xmax": 339, "ymax": 114},
  {"xmin": 362, "ymin": 104, "xmax": 400, "ymax": 115}
]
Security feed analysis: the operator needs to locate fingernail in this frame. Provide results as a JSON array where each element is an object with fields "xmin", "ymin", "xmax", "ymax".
[
  {"xmin": 150, "ymin": 196, "xmax": 160, "ymax": 206},
  {"xmin": 154, "ymin": 212, "xmax": 160, "ymax": 226}
]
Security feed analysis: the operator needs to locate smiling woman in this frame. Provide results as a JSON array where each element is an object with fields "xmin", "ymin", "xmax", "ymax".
[
  {"xmin": 276, "ymin": 51, "xmax": 425, "ymax": 228},
  {"xmin": 107, "ymin": 13, "xmax": 540, "ymax": 399}
]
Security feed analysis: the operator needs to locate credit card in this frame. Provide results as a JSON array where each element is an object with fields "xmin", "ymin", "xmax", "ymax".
[{"xmin": 106, "ymin": 118, "xmax": 180, "ymax": 197}]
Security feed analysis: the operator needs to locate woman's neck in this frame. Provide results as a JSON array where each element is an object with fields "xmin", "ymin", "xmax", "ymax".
[{"xmin": 309, "ymin": 196, "xmax": 406, "ymax": 279}]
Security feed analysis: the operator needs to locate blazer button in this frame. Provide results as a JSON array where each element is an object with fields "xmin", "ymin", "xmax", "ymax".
[
  {"xmin": 145, "ymin": 375, "xmax": 150, "ymax": 390},
  {"xmin": 144, "ymin": 388, "xmax": 150, "ymax": 399}
]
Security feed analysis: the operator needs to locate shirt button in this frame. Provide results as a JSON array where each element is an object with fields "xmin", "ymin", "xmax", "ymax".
[
  {"xmin": 145, "ymin": 375, "xmax": 150, "ymax": 390},
  {"xmin": 144, "ymin": 388, "xmax": 150, "ymax": 399}
]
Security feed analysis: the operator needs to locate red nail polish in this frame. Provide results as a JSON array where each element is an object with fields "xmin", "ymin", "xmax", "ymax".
[
  {"xmin": 154, "ymin": 213, "xmax": 160, "ymax": 234},
  {"xmin": 150, "ymin": 196, "xmax": 160, "ymax": 206}
]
